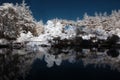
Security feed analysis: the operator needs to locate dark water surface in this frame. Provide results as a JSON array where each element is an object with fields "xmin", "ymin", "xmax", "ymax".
[
  {"xmin": 0, "ymin": 47, "xmax": 120, "ymax": 80},
  {"xmin": 26, "ymin": 59, "xmax": 120, "ymax": 80}
]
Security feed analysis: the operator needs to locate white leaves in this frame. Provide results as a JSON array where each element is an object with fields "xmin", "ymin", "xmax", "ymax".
[
  {"xmin": 0, "ymin": 1, "xmax": 120, "ymax": 42},
  {"xmin": 0, "ymin": 2, "xmax": 38, "ymax": 40},
  {"xmin": 45, "ymin": 20, "xmax": 63, "ymax": 38},
  {"xmin": 17, "ymin": 31, "xmax": 33, "ymax": 42},
  {"xmin": 82, "ymin": 35, "xmax": 91, "ymax": 40}
]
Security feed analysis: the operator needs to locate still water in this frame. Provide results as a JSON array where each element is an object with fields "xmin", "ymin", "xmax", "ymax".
[{"xmin": 0, "ymin": 46, "xmax": 120, "ymax": 80}]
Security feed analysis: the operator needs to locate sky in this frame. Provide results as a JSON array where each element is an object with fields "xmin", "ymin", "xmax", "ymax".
[{"xmin": 0, "ymin": 0, "xmax": 120, "ymax": 22}]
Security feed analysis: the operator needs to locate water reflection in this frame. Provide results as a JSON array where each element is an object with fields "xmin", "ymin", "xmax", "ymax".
[
  {"xmin": 0, "ymin": 48, "xmax": 36, "ymax": 80},
  {"xmin": 0, "ymin": 46, "xmax": 120, "ymax": 80},
  {"xmin": 38, "ymin": 46, "xmax": 120, "ymax": 70}
]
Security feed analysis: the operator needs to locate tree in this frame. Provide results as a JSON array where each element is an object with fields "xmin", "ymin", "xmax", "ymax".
[{"xmin": 0, "ymin": 1, "xmax": 37, "ymax": 40}]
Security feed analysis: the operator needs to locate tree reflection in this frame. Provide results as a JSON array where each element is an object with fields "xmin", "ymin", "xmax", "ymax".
[
  {"xmin": 0, "ymin": 45, "xmax": 120, "ymax": 80},
  {"xmin": 37, "ymin": 46, "xmax": 120, "ymax": 71},
  {"xmin": 0, "ymin": 48, "xmax": 36, "ymax": 80}
]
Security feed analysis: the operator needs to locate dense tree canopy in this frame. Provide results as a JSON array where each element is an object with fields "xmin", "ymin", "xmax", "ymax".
[{"xmin": 0, "ymin": 2, "xmax": 37, "ymax": 40}]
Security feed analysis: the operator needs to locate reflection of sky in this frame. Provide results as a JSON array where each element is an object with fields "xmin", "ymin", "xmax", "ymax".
[{"xmin": 0, "ymin": 0, "xmax": 120, "ymax": 22}]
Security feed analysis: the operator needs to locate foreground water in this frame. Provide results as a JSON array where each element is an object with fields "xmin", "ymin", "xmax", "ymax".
[{"xmin": 0, "ymin": 46, "xmax": 120, "ymax": 80}]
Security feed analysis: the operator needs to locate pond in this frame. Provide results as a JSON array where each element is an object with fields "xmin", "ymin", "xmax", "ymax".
[{"xmin": 0, "ymin": 46, "xmax": 120, "ymax": 80}]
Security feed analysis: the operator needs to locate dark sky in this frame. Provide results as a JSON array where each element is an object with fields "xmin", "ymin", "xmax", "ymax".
[{"xmin": 0, "ymin": 0, "xmax": 120, "ymax": 22}]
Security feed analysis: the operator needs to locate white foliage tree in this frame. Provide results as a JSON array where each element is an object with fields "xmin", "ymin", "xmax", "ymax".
[
  {"xmin": 0, "ymin": 1, "xmax": 37, "ymax": 40},
  {"xmin": 0, "ymin": 1, "xmax": 120, "ymax": 43}
]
